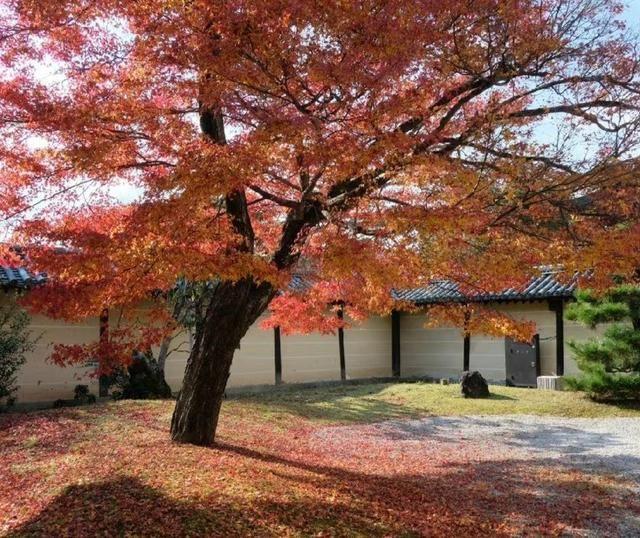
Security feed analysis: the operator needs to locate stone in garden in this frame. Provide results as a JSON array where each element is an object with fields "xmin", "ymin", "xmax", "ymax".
[{"xmin": 460, "ymin": 371, "xmax": 490, "ymax": 398}]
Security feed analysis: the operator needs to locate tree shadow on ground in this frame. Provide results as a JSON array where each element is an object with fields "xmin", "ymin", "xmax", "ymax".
[
  {"xmin": 5, "ymin": 476, "xmax": 403, "ymax": 538},
  {"xmin": 7, "ymin": 448, "xmax": 640, "ymax": 538},
  {"xmin": 233, "ymin": 381, "xmax": 638, "ymax": 425},
  {"xmin": 218, "ymin": 442, "xmax": 640, "ymax": 535},
  {"xmin": 486, "ymin": 392, "xmax": 516, "ymax": 400},
  {"xmin": 233, "ymin": 382, "xmax": 424, "ymax": 423},
  {"xmin": 231, "ymin": 381, "xmax": 522, "ymax": 424},
  {"xmin": 5, "ymin": 393, "xmax": 640, "ymax": 537},
  {"xmin": 607, "ymin": 400, "xmax": 640, "ymax": 413}
]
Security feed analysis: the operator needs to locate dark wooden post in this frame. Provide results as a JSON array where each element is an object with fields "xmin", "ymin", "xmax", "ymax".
[
  {"xmin": 463, "ymin": 334, "xmax": 470, "ymax": 371},
  {"xmin": 463, "ymin": 309, "xmax": 471, "ymax": 372},
  {"xmin": 391, "ymin": 310, "xmax": 401, "ymax": 377},
  {"xmin": 548, "ymin": 299, "xmax": 565, "ymax": 376},
  {"xmin": 337, "ymin": 308, "xmax": 346, "ymax": 381},
  {"xmin": 274, "ymin": 326, "xmax": 282, "ymax": 385},
  {"xmin": 98, "ymin": 308, "xmax": 109, "ymax": 397}
]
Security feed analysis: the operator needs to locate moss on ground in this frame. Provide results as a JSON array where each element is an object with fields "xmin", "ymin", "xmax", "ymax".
[{"xmin": 230, "ymin": 381, "xmax": 640, "ymax": 424}]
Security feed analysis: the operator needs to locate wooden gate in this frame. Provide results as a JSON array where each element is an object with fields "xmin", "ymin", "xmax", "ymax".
[{"xmin": 505, "ymin": 334, "xmax": 540, "ymax": 387}]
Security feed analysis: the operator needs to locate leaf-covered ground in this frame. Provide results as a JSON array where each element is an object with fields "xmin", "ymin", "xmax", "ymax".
[{"xmin": 2, "ymin": 383, "xmax": 640, "ymax": 537}]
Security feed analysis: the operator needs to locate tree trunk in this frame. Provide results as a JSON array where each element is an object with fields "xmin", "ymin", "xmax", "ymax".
[
  {"xmin": 156, "ymin": 335, "xmax": 173, "ymax": 378},
  {"xmin": 170, "ymin": 278, "xmax": 274, "ymax": 446}
]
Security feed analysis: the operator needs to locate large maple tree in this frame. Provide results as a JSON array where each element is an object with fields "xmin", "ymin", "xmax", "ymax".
[{"xmin": 1, "ymin": 0, "xmax": 640, "ymax": 445}]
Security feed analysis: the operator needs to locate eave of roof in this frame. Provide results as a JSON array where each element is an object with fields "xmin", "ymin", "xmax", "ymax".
[
  {"xmin": 1, "ymin": 264, "xmax": 576, "ymax": 305},
  {"xmin": 392, "ymin": 271, "xmax": 576, "ymax": 305},
  {"xmin": 0, "ymin": 266, "xmax": 46, "ymax": 290}
]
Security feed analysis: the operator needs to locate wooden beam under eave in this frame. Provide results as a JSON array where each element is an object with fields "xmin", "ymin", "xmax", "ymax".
[
  {"xmin": 463, "ymin": 309, "xmax": 471, "ymax": 372},
  {"xmin": 337, "ymin": 308, "xmax": 346, "ymax": 381},
  {"xmin": 391, "ymin": 310, "xmax": 401, "ymax": 377},
  {"xmin": 548, "ymin": 298, "xmax": 565, "ymax": 376},
  {"xmin": 274, "ymin": 326, "xmax": 282, "ymax": 385},
  {"xmin": 463, "ymin": 333, "xmax": 470, "ymax": 372},
  {"xmin": 98, "ymin": 308, "xmax": 109, "ymax": 397}
]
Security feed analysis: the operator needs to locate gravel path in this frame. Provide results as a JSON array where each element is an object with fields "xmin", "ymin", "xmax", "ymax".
[
  {"xmin": 382, "ymin": 415, "xmax": 640, "ymax": 480},
  {"xmin": 316, "ymin": 415, "xmax": 640, "ymax": 483},
  {"xmin": 313, "ymin": 415, "xmax": 640, "ymax": 535}
]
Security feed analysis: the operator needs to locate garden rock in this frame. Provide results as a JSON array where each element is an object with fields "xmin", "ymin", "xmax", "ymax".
[{"xmin": 460, "ymin": 371, "xmax": 490, "ymax": 398}]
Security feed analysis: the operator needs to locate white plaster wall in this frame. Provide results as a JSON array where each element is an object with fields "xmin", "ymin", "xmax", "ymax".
[
  {"xmin": 13, "ymin": 312, "xmax": 100, "ymax": 402},
  {"xmin": 343, "ymin": 315, "xmax": 392, "ymax": 379},
  {"xmin": 400, "ymin": 312, "xmax": 466, "ymax": 379}
]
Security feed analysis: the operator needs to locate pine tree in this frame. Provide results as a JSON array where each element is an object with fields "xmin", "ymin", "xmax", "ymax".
[{"xmin": 565, "ymin": 286, "xmax": 640, "ymax": 401}]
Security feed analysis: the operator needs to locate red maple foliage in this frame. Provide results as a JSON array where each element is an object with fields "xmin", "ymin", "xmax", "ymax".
[{"xmin": 1, "ymin": 0, "xmax": 639, "ymax": 443}]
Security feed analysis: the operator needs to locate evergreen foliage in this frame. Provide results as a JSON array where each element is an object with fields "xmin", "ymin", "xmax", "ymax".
[
  {"xmin": 0, "ymin": 295, "xmax": 36, "ymax": 405},
  {"xmin": 565, "ymin": 286, "xmax": 640, "ymax": 400},
  {"xmin": 110, "ymin": 353, "xmax": 173, "ymax": 400}
]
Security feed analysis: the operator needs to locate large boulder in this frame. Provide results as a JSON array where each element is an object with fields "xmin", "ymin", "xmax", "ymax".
[{"xmin": 460, "ymin": 371, "xmax": 490, "ymax": 398}]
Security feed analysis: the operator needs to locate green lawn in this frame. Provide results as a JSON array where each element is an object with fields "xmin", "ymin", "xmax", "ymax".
[{"xmin": 231, "ymin": 380, "xmax": 640, "ymax": 423}]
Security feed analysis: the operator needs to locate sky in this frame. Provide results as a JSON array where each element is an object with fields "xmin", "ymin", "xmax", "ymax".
[{"xmin": 626, "ymin": 0, "xmax": 640, "ymax": 24}]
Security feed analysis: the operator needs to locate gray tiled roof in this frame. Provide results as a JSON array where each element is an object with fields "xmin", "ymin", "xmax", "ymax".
[
  {"xmin": 1, "ymin": 264, "xmax": 575, "ymax": 304},
  {"xmin": 289, "ymin": 274, "xmax": 310, "ymax": 292},
  {"xmin": 392, "ymin": 271, "xmax": 576, "ymax": 305},
  {"xmin": 0, "ymin": 266, "xmax": 46, "ymax": 289}
]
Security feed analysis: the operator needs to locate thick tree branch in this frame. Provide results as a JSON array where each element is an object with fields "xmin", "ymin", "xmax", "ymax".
[
  {"xmin": 272, "ymin": 197, "xmax": 324, "ymax": 269},
  {"xmin": 248, "ymin": 185, "xmax": 298, "ymax": 208},
  {"xmin": 466, "ymin": 143, "xmax": 576, "ymax": 173},
  {"xmin": 200, "ymin": 105, "xmax": 255, "ymax": 252},
  {"xmin": 505, "ymin": 99, "xmax": 639, "ymax": 119}
]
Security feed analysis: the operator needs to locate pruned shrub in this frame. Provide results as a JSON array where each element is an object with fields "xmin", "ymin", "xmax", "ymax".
[
  {"xmin": 110, "ymin": 353, "xmax": 172, "ymax": 400},
  {"xmin": 74, "ymin": 384, "xmax": 97, "ymax": 404},
  {"xmin": 52, "ymin": 384, "xmax": 97, "ymax": 408}
]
